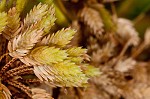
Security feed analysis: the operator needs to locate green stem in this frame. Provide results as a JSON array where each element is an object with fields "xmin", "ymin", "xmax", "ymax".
[{"xmin": 55, "ymin": 0, "xmax": 75, "ymax": 21}]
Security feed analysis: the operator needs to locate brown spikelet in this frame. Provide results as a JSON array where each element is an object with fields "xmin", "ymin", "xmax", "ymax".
[
  {"xmin": 117, "ymin": 18, "xmax": 140, "ymax": 46},
  {"xmin": 79, "ymin": 6, "xmax": 104, "ymax": 36},
  {"xmin": 22, "ymin": 79, "xmax": 41, "ymax": 84},
  {"xmin": 8, "ymin": 26, "xmax": 44, "ymax": 58},
  {"xmin": 91, "ymin": 42, "xmax": 116, "ymax": 65},
  {"xmin": 3, "ymin": 7, "xmax": 21, "ymax": 40},
  {"xmin": 7, "ymin": 80, "xmax": 32, "ymax": 98},
  {"xmin": 3, "ymin": 65, "xmax": 33, "ymax": 79},
  {"xmin": 0, "ymin": 58, "xmax": 17, "ymax": 77},
  {"xmin": 31, "ymin": 88, "xmax": 53, "ymax": 99},
  {"xmin": 114, "ymin": 58, "xmax": 136, "ymax": 73}
]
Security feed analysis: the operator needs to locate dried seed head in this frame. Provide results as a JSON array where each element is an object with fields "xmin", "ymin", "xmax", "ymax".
[
  {"xmin": 31, "ymin": 88, "xmax": 53, "ymax": 99},
  {"xmin": 117, "ymin": 18, "xmax": 140, "ymax": 46},
  {"xmin": 114, "ymin": 58, "xmax": 136, "ymax": 72},
  {"xmin": 91, "ymin": 42, "xmax": 115, "ymax": 64},
  {"xmin": 79, "ymin": 6, "xmax": 104, "ymax": 36}
]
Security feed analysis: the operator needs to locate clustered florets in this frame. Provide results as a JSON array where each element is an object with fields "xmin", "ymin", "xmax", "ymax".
[{"xmin": 0, "ymin": 1, "xmax": 99, "ymax": 99}]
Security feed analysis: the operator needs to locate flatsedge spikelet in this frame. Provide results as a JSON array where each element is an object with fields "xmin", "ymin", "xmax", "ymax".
[
  {"xmin": 68, "ymin": 57, "xmax": 83, "ymax": 64},
  {"xmin": 66, "ymin": 47, "xmax": 87, "ymax": 64},
  {"xmin": 79, "ymin": 6, "xmax": 104, "ymax": 36},
  {"xmin": 3, "ymin": 7, "xmax": 20, "ymax": 39},
  {"xmin": 50, "ymin": 61, "xmax": 88, "ymax": 87},
  {"xmin": 82, "ymin": 65, "xmax": 100, "ymax": 77},
  {"xmin": 33, "ymin": 61, "xmax": 88, "ymax": 87},
  {"xmin": 37, "ymin": 5, "xmax": 56, "ymax": 35},
  {"xmin": 117, "ymin": 18, "xmax": 140, "ymax": 46},
  {"xmin": 67, "ymin": 47, "xmax": 87, "ymax": 57},
  {"xmin": 48, "ymin": 28, "xmax": 76, "ymax": 47},
  {"xmin": 0, "ymin": 12, "xmax": 7, "ymax": 34},
  {"xmin": 23, "ymin": 3, "xmax": 56, "ymax": 35},
  {"xmin": 23, "ymin": 3, "xmax": 49, "ymax": 29},
  {"xmin": 30, "ymin": 46, "xmax": 68, "ymax": 65},
  {"xmin": 90, "ymin": 4, "xmax": 116, "ymax": 32},
  {"xmin": 31, "ymin": 88, "xmax": 53, "ymax": 99},
  {"xmin": 8, "ymin": 27, "xmax": 43, "ymax": 58}
]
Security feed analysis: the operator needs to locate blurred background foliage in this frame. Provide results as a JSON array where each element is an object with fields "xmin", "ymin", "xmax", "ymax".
[
  {"xmin": 32, "ymin": 0, "xmax": 150, "ymax": 38},
  {"xmin": 2, "ymin": 0, "xmax": 150, "ymax": 37},
  {"xmin": 117, "ymin": 0, "xmax": 150, "ymax": 38}
]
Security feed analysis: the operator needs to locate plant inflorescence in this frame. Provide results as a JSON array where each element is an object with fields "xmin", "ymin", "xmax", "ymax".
[{"xmin": 0, "ymin": 0, "xmax": 99, "ymax": 98}]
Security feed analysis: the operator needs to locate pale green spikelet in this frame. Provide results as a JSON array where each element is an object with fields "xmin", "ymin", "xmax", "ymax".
[
  {"xmin": 0, "ymin": 12, "xmax": 7, "ymax": 34},
  {"xmin": 23, "ymin": 3, "xmax": 56, "ymax": 35},
  {"xmin": 37, "ymin": 5, "xmax": 56, "ymax": 35},
  {"xmin": 30, "ymin": 46, "xmax": 68, "ymax": 65},
  {"xmin": 67, "ymin": 47, "xmax": 87, "ymax": 57},
  {"xmin": 68, "ymin": 57, "xmax": 83, "ymax": 64},
  {"xmin": 7, "ymin": 7, "xmax": 20, "ymax": 32},
  {"xmin": 51, "ymin": 62, "xmax": 88, "ymax": 87},
  {"xmin": 67, "ymin": 47, "xmax": 87, "ymax": 64},
  {"xmin": 16, "ymin": 0, "xmax": 28, "ymax": 13},
  {"xmin": 34, "ymin": 61, "xmax": 88, "ymax": 87},
  {"xmin": 3, "ymin": 7, "xmax": 20, "ymax": 39},
  {"xmin": 48, "ymin": 28, "xmax": 76, "ymax": 47},
  {"xmin": 23, "ymin": 3, "xmax": 49, "ymax": 28},
  {"xmin": 82, "ymin": 65, "xmax": 100, "ymax": 77}
]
